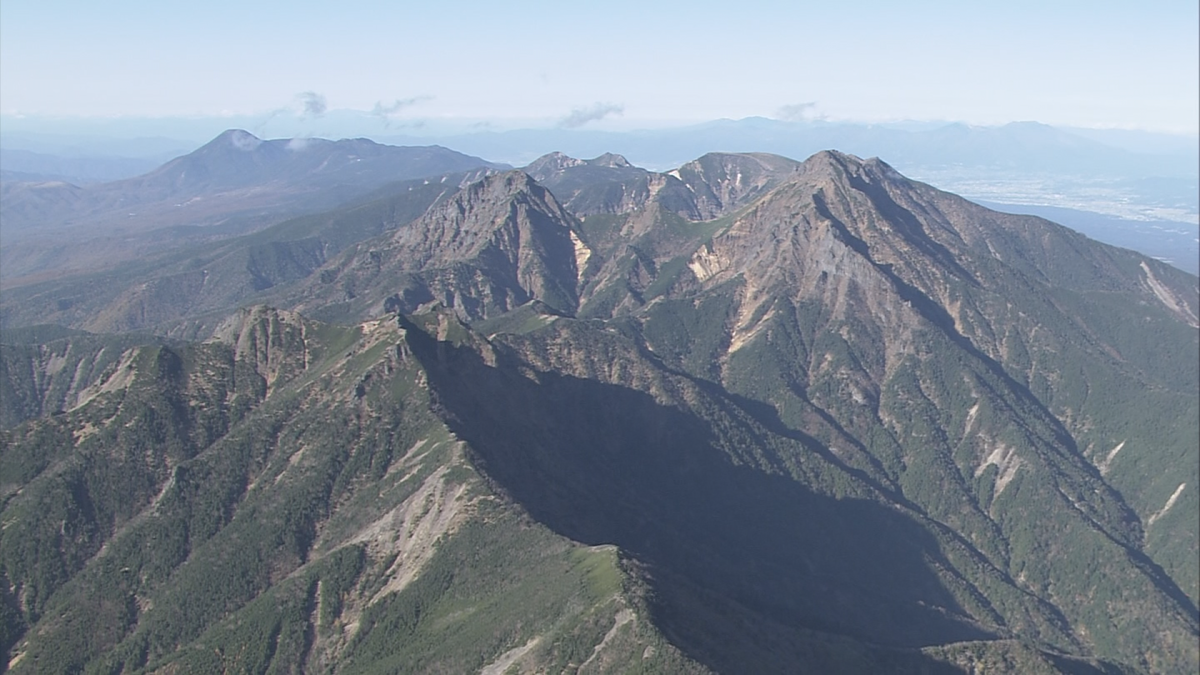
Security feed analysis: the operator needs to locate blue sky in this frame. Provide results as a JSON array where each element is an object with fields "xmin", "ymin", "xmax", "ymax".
[{"xmin": 1, "ymin": 0, "xmax": 1197, "ymax": 133}]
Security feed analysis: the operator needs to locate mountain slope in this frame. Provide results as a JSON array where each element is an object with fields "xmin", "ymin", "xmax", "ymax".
[
  {"xmin": 0, "ymin": 308, "xmax": 710, "ymax": 673},
  {"xmin": 0, "ymin": 328, "xmax": 168, "ymax": 428},
  {"xmin": 0, "ymin": 149, "xmax": 1195, "ymax": 673},
  {"xmin": 288, "ymin": 171, "xmax": 584, "ymax": 324},
  {"xmin": 1, "ymin": 307, "xmax": 1135, "ymax": 674},
  {"xmin": 649, "ymin": 151, "xmax": 1200, "ymax": 614},
  {"xmin": 524, "ymin": 150, "xmax": 801, "ymax": 221}
]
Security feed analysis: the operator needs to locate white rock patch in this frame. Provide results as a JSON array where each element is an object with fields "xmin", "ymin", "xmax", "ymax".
[
  {"xmin": 1148, "ymin": 483, "xmax": 1186, "ymax": 527},
  {"xmin": 964, "ymin": 403, "xmax": 981, "ymax": 435},
  {"xmin": 578, "ymin": 608, "xmax": 635, "ymax": 671},
  {"xmin": 571, "ymin": 230, "xmax": 593, "ymax": 279},
  {"xmin": 1097, "ymin": 441, "xmax": 1125, "ymax": 476},
  {"xmin": 975, "ymin": 443, "xmax": 1024, "ymax": 497},
  {"xmin": 1141, "ymin": 262, "xmax": 1199, "ymax": 327},
  {"xmin": 479, "ymin": 637, "xmax": 541, "ymax": 675},
  {"xmin": 687, "ymin": 243, "xmax": 725, "ymax": 283}
]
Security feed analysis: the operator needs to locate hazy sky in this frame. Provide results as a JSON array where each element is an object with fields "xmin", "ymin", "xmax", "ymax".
[{"xmin": 1, "ymin": 0, "xmax": 1197, "ymax": 133}]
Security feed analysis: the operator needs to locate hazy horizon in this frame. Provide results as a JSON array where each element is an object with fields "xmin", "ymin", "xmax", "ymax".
[{"xmin": 2, "ymin": 1, "xmax": 1196, "ymax": 135}]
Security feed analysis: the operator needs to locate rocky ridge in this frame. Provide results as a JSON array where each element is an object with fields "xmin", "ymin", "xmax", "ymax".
[{"xmin": 1, "ymin": 148, "xmax": 1196, "ymax": 674}]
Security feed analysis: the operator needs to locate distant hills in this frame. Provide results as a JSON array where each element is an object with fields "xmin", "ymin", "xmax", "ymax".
[
  {"xmin": 1, "ymin": 144, "xmax": 1196, "ymax": 673},
  {"xmin": 0, "ymin": 148, "xmax": 166, "ymax": 185}
]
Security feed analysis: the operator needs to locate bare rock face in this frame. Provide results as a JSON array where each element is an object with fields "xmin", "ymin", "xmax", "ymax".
[
  {"xmin": 553, "ymin": 149, "xmax": 1198, "ymax": 674},
  {"xmin": 670, "ymin": 152, "xmax": 803, "ymax": 219},
  {"xmin": 524, "ymin": 151, "xmax": 689, "ymax": 218},
  {"xmin": 0, "ymin": 331, "xmax": 165, "ymax": 428},
  {"xmin": 208, "ymin": 306, "xmax": 312, "ymax": 392},
  {"xmin": 296, "ymin": 171, "xmax": 585, "ymax": 322},
  {"xmin": 526, "ymin": 151, "xmax": 804, "ymax": 223},
  {"xmin": 523, "ymin": 151, "xmax": 586, "ymax": 179}
]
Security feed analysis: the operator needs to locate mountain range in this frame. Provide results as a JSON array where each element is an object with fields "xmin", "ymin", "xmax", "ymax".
[
  {"xmin": 0, "ymin": 131, "xmax": 502, "ymax": 286},
  {"xmin": 0, "ymin": 134, "xmax": 1197, "ymax": 673},
  {"xmin": 379, "ymin": 118, "xmax": 1199, "ymax": 179},
  {"xmin": 5, "ymin": 121, "xmax": 1195, "ymax": 283}
]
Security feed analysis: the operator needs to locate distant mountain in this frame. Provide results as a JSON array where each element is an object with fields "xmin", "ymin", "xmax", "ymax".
[
  {"xmin": 2, "ymin": 150, "xmax": 1196, "ymax": 673},
  {"xmin": 380, "ymin": 119, "xmax": 1199, "ymax": 178},
  {"xmin": 0, "ymin": 130, "xmax": 504, "ymax": 285},
  {"xmin": 126, "ymin": 130, "xmax": 498, "ymax": 195}
]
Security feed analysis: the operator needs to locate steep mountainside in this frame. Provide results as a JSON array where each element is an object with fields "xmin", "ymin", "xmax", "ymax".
[
  {"xmin": 0, "ymin": 307, "xmax": 1137, "ymax": 675},
  {"xmin": 0, "ymin": 328, "xmax": 169, "ymax": 428},
  {"xmin": 287, "ymin": 171, "xmax": 583, "ymax": 325},
  {"xmin": 0, "ymin": 149, "xmax": 1196, "ymax": 673},
  {"xmin": 565, "ymin": 152, "xmax": 1200, "ymax": 625},
  {"xmin": 0, "ymin": 308, "xmax": 709, "ymax": 673},
  {"xmin": 524, "ymin": 150, "xmax": 801, "ymax": 221}
]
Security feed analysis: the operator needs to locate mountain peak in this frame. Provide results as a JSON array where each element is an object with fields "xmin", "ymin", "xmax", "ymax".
[
  {"xmin": 211, "ymin": 128, "xmax": 264, "ymax": 151},
  {"xmin": 4, "ymin": 136, "xmax": 1199, "ymax": 675},
  {"xmin": 801, "ymin": 149, "xmax": 865, "ymax": 171},
  {"xmin": 470, "ymin": 169, "xmax": 542, "ymax": 197},
  {"xmin": 793, "ymin": 149, "xmax": 902, "ymax": 187},
  {"xmin": 393, "ymin": 169, "xmax": 564, "ymax": 256},
  {"xmin": 308, "ymin": 168, "xmax": 583, "ymax": 320},
  {"xmin": 588, "ymin": 152, "xmax": 633, "ymax": 168},
  {"xmin": 524, "ymin": 151, "xmax": 585, "ymax": 179}
]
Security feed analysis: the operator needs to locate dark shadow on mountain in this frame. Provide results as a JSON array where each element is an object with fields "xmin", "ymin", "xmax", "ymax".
[{"xmin": 402, "ymin": 317, "xmax": 997, "ymax": 673}]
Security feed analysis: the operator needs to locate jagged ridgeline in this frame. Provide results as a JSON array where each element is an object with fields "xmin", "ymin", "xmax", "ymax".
[{"xmin": 0, "ymin": 148, "xmax": 1196, "ymax": 674}]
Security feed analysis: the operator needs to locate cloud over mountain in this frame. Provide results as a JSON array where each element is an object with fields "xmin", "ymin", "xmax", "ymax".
[{"xmin": 558, "ymin": 102, "xmax": 624, "ymax": 128}]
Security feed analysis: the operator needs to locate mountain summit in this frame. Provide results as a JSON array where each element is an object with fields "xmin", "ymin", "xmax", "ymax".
[
  {"xmin": 292, "ymin": 169, "xmax": 583, "ymax": 322},
  {"xmin": 137, "ymin": 130, "xmax": 497, "ymax": 193}
]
